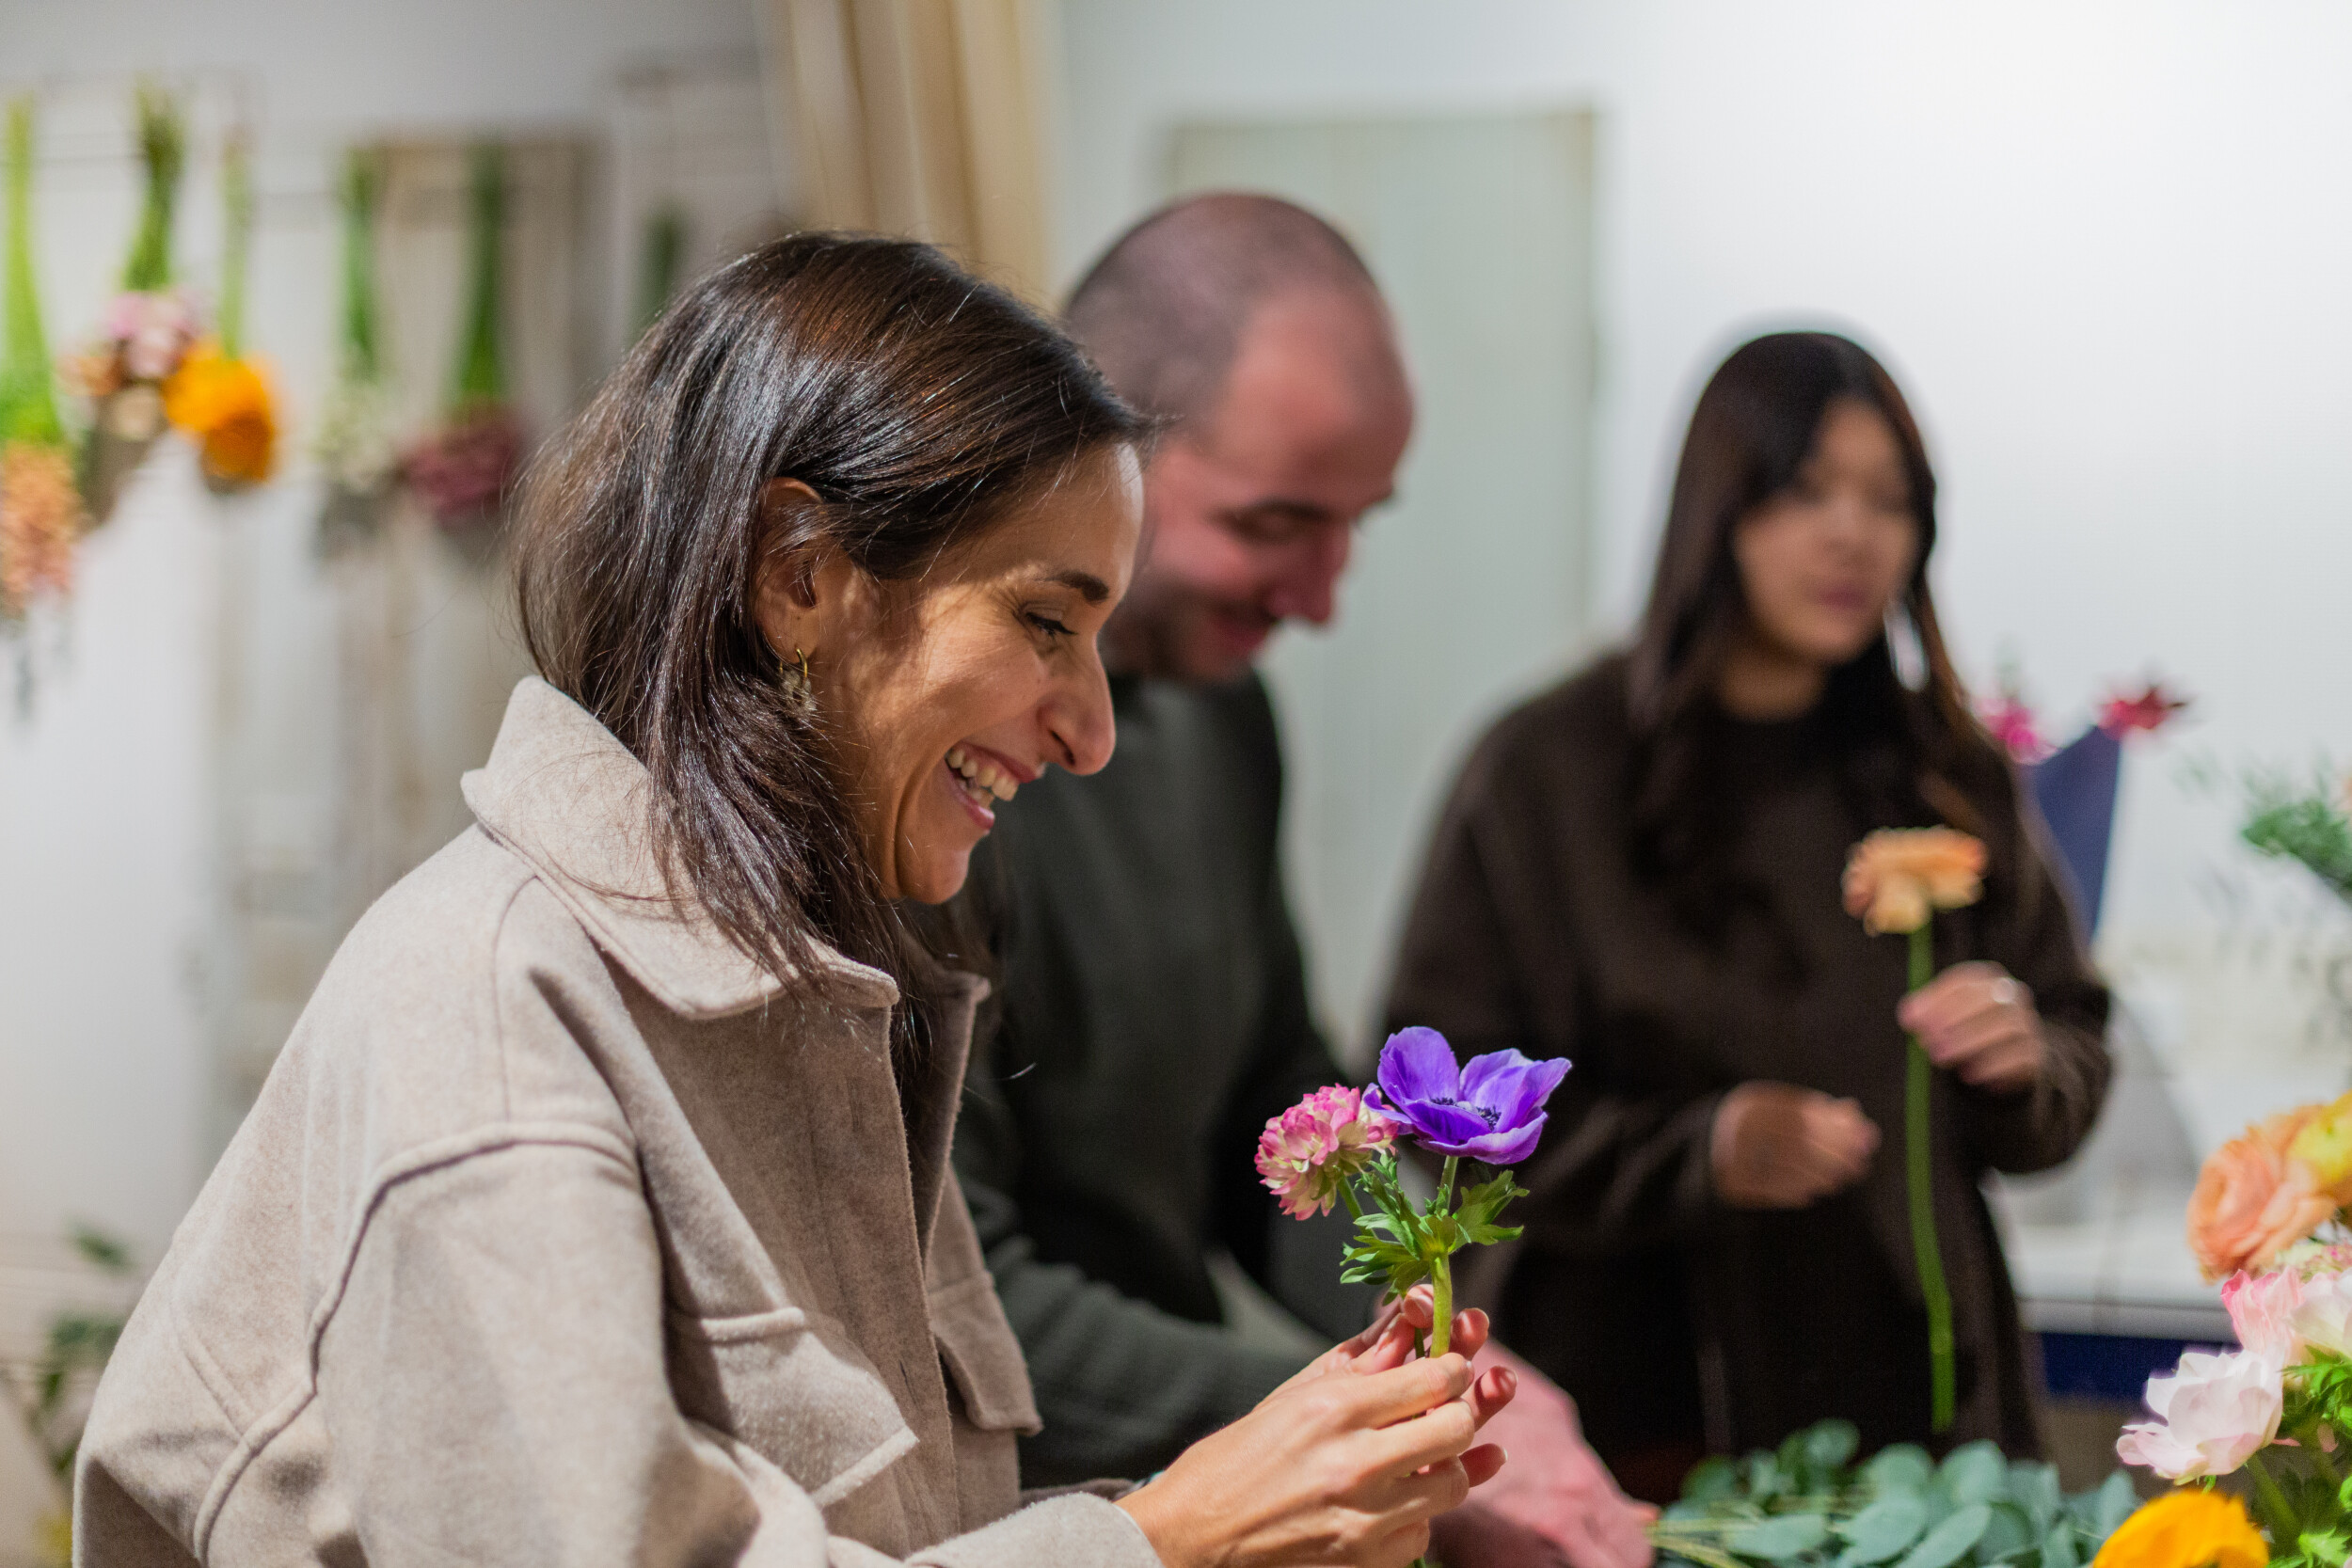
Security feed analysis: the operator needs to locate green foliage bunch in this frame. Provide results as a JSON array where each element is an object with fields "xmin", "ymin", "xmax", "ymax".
[{"xmin": 1652, "ymin": 1421, "xmax": 2137, "ymax": 1568}]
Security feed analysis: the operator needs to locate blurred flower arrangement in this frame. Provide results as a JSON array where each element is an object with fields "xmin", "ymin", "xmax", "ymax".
[
  {"xmin": 1, "ymin": 98, "xmax": 83, "ymax": 628},
  {"xmin": 2102, "ymin": 1092, "xmax": 2352, "ymax": 1568},
  {"xmin": 161, "ymin": 134, "xmax": 276, "ymax": 493},
  {"xmin": 1976, "ymin": 676, "xmax": 2190, "ymax": 768},
  {"xmin": 2239, "ymin": 769, "xmax": 2352, "ymax": 911},
  {"xmin": 403, "ymin": 142, "xmax": 521, "ymax": 531},
  {"xmin": 1257, "ymin": 1027, "xmax": 1568, "ymax": 1357},
  {"xmin": 1844, "ymin": 826, "xmax": 1988, "ymax": 1433},
  {"xmin": 314, "ymin": 147, "xmax": 396, "ymax": 544},
  {"xmin": 5, "ymin": 1227, "xmax": 137, "ymax": 1568},
  {"xmin": 1649, "ymin": 1419, "xmax": 2137, "ymax": 1568},
  {"xmin": 60, "ymin": 86, "xmax": 202, "ymax": 524}
]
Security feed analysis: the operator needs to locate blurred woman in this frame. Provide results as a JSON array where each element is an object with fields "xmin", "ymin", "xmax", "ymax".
[
  {"xmin": 1383, "ymin": 332, "xmax": 2109, "ymax": 1497},
  {"xmin": 77, "ymin": 235, "xmax": 1511, "ymax": 1568}
]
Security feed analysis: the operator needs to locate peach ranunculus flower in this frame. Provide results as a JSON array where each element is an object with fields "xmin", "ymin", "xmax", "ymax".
[
  {"xmin": 2187, "ymin": 1105, "xmax": 2341, "ymax": 1281},
  {"xmin": 1841, "ymin": 827, "xmax": 1987, "ymax": 936}
]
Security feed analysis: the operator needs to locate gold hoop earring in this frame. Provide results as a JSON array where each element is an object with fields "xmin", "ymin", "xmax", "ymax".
[{"xmin": 779, "ymin": 645, "xmax": 815, "ymax": 719}]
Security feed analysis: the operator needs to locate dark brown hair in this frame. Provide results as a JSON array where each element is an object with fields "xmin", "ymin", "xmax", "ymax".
[
  {"xmin": 513, "ymin": 233, "xmax": 1145, "ymax": 995},
  {"xmin": 1626, "ymin": 330, "xmax": 2008, "ymax": 946}
]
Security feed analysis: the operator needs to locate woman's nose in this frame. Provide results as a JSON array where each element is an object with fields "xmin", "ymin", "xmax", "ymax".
[{"xmin": 1044, "ymin": 659, "xmax": 1118, "ymax": 776}]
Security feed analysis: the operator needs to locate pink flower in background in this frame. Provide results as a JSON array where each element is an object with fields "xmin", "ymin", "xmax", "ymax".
[
  {"xmin": 2099, "ymin": 681, "xmax": 2190, "ymax": 736},
  {"xmin": 2291, "ymin": 1269, "xmax": 2352, "ymax": 1359},
  {"xmin": 2115, "ymin": 1346, "xmax": 2285, "ymax": 1481},
  {"xmin": 1977, "ymin": 691, "xmax": 2052, "ymax": 764},
  {"xmin": 2222, "ymin": 1267, "xmax": 2306, "ymax": 1361},
  {"xmin": 1255, "ymin": 1086, "xmax": 1397, "ymax": 1220}
]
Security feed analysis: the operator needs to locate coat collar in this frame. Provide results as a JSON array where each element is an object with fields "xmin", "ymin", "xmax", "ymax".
[{"xmin": 462, "ymin": 677, "xmax": 900, "ymax": 1021}]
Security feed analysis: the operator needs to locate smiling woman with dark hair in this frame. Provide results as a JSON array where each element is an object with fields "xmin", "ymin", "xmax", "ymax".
[
  {"xmin": 74, "ymin": 234, "xmax": 1512, "ymax": 1568},
  {"xmin": 1385, "ymin": 331, "xmax": 2112, "ymax": 1495}
]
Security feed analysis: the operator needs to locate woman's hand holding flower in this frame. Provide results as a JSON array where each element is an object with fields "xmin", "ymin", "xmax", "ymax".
[
  {"xmin": 1898, "ymin": 960, "xmax": 2046, "ymax": 1092},
  {"xmin": 1117, "ymin": 1311, "xmax": 1508, "ymax": 1568},
  {"xmin": 1710, "ymin": 1082, "xmax": 1878, "ymax": 1209}
]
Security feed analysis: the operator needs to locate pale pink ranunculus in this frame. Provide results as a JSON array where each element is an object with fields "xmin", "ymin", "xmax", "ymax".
[
  {"xmin": 2223, "ymin": 1268, "xmax": 2306, "ymax": 1361},
  {"xmin": 1255, "ymin": 1085, "xmax": 1397, "ymax": 1221},
  {"xmin": 2291, "ymin": 1267, "xmax": 2352, "ymax": 1359},
  {"xmin": 2114, "ymin": 1346, "xmax": 2285, "ymax": 1481}
]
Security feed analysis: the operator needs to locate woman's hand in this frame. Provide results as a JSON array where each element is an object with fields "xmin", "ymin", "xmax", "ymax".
[
  {"xmin": 1710, "ymin": 1081, "xmax": 1878, "ymax": 1209},
  {"xmin": 1120, "ymin": 1305, "xmax": 1513, "ymax": 1568},
  {"xmin": 1899, "ymin": 960, "xmax": 2045, "ymax": 1093}
]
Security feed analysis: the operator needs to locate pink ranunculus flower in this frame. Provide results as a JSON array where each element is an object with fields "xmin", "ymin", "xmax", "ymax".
[
  {"xmin": 2290, "ymin": 1267, "xmax": 2352, "ymax": 1358},
  {"xmin": 1255, "ymin": 1086, "xmax": 1398, "ymax": 1221},
  {"xmin": 2222, "ymin": 1267, "xmax": 2305, "ymax": 1361},
  {"xmin": 2115, "ymin": 1346, "xmax": 2285, "ymax": 1481}
]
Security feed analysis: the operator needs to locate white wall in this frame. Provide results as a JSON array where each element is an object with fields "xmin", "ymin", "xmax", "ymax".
[
  {"xmin": 1055, "ymin": 0, "xmax": 2352, "ymax": 1097},
  {"xmin": 0, "ymin": 0, "xmax": 761, "ymax": 1260}
]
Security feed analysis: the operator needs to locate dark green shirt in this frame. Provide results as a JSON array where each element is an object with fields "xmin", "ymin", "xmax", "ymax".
[{"xmin": 953, "ymin": 673, "xmax": 1374, "ymax": 1485}]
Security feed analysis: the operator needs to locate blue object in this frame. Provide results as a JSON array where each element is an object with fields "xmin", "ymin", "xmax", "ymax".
[
  {"xmin": 2039, "ymin": 1331, "xmax": 2218, "ymax": 1402},
  {"xmin": 2026, "ymin": 726, "xmax": 2124, "ymax": 938}
]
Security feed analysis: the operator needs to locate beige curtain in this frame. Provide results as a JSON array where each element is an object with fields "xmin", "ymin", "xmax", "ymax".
[{"xmin": 763, "ymin": 0, "xmax": 1057, "ymax": 303}]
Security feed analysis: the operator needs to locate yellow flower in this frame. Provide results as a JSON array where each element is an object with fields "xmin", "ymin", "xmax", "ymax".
[
  {"xmin": 2286, "ymin": 1090, "xmax": 2352, "ymax": 1204},
  {"xmin": 2091, "ymin": 1490, "xmax": 2266, "ymax": 1568},
  {"xmin": 1842, "ymin": 827, "xmax": 1987, "ymax": 935},
  {"xmin": 162, "ymin": 339, "xmax": 278, "ymax": 487}
]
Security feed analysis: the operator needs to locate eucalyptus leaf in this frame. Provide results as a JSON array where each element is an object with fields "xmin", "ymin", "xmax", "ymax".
[
  {"xmin": 1728, "ymin": 1515, "xmax": 1831, "ymax": 1560},
  {"xmin": 1807, "ymin": 1422, "xmax": 1861, "ymax": 1475},
  {"xmin": 1835, "ymin": 1494, "xmax": 1931, "ymax": 1564},
  {"xmin": 1682, "ymin": 1458, "xmax": 1740, "ymax": 1505},
  {"xmin": 1977, "ymin": 1501, "xmax": 2036, "ymax": 1562},
  {"xmin": 2008, "ymin": 1465, "xmax": 2060, "ymax": 1533},
  {"xmin": 1938, "ymin": 1443, "xmax": 2008, "ymax": 1507},
  {"xmin": 2090, "ymin": 1473, "xmax": 2136, "ymax": 1539},
  {"xmin": 1864, "ymin": 1446, "xmax": 1937, "ymax": 1496},
  {"xmin": 1892, "ymin": 1502, "xmax": 1991, "ymax": 1568},
  {"xmin": 2041, "ymin": 1522, "xmax": 2078, "ymax": 1568}
]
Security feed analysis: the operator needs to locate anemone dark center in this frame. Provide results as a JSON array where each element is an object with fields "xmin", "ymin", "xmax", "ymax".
[{"xmin": 1429, "ymin": 1094, "xmax": 1502, "ymax": 1128}]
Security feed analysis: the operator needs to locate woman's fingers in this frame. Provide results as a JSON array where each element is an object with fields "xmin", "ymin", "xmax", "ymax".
[
  {"xmin": 1461, "ymin": 1441, "xmax": 1508, "ymax": 1487},
  {"xmin": 1359, "ymin": 1388, "xmax": 1481, "ymax": 1476},
  {"xmin": 1445, "ymin": 1307, "xmax": 1491, "ymax": 1364},
  {"xmin": 1346, "ymin": 1313, "xmax": 1421, "ymax": 1375},
  {"xmin": 1465, "ymin": 1363, "xmax": 1517, "ymax": 1430}
]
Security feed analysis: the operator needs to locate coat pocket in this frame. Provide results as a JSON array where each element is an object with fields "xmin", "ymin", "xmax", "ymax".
[
  {"xmin": 666, "ymin": 1304, "xmax": 917, "ymax": 1508},
  {"xmin": 927, "ymin": 1273, "xmax": 1041, "ymax": 1435}
]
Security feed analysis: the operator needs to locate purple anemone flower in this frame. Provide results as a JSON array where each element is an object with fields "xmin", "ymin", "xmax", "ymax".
[{"xmin": 1365, "ymin": 1027, "xmax": 1569, "ymax": 1164}]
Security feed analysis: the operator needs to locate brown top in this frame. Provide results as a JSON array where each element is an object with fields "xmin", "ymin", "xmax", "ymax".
[
  {"xmin": 74, "ymin": 678, "xmax": 1161, "ymax": 1568},
  {"xmin": 1383, "ymin": 656, "xmax": 2110, "ymax": 1462}
]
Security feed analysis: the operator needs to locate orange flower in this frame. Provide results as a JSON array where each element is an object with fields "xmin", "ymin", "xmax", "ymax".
[
  {"xmin": 2090, "ymin": 1489, "xmax": 2266, "ymax": 1568},
  {"xmin": 1842, "ymin": 827, "xmax": 1987, "ymax": 935},
  {"xmin": 0, "ymin": 441, "xmax": 83, "ymax": 614},
  {"xmin": 2189, "ymin": 1105, "xmax": 2341, "ymax": 1281},
  {"xmin": 162, "ymin": 340, "xmax": 278, "ymax": 488}
]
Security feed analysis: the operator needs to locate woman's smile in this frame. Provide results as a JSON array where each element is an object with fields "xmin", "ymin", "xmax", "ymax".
[{"xmin": 943, "ymin": 742, "xmax": 1035, "ymax": 829}]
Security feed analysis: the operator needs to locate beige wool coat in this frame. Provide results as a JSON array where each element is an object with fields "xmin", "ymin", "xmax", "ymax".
[{"xmin": 75, "ymin": 677, "xmax": 1164, "ymax": 1568}]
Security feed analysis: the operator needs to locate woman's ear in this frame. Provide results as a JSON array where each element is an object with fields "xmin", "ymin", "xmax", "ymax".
[{"xmin": 752, "ymin": 479, "xmax": 827, "ymax": 658}]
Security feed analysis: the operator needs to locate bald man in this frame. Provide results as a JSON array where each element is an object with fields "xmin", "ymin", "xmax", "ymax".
[{"xmin": 952, "ymin": 196, "xmax": 1655, "ymax": 1568}]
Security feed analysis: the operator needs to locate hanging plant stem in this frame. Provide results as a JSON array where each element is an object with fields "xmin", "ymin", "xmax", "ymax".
[
  {"xmin": 339, "ymin": 147, "xmax": 384, "ymax": 385},
  {"xmin": 121, "ymin": 85, "xmax": 184, "ymax": 293},
  {"xmin": 1906, "ymin": 922, "xmax": 1956, "ymax": 1433},
  {"xmin": 3, "ymin": 96, "xmax": 62, "ymax": 447},
  {"xmin": 216, "ymin": 135, "xmax": 250, "ymax": 361},
  {"xmin": 453, "ymin": 141, "xmax": 506, "ymax": 408},
  {"xmin": 636, "ymin": 204, "xmax": 687, "ymax": 332}
]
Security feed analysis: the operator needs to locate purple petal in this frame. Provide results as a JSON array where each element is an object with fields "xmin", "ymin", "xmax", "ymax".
[
  {"xmin": 1376, "ymin": 1028, "xmax": 1463, "ymax": 1107},
  {"xmin": 1459, "ymin": 1050, "xmax": 1571, "ymax": 1129},
  {"xmin": 1423, "ymin": 1112, "xmax": 1549, "ymax": 1165}
]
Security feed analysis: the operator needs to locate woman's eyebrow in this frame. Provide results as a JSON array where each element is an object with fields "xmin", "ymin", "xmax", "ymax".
[{"xmin": 1041, "ymin": 569, "xmax": 1112, "ymax": 605}]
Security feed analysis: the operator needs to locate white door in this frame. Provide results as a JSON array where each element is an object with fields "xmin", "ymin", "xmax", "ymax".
[{"xmin": 1167, "ymin": 111, "xmax": 1598, "ymax": 1066}]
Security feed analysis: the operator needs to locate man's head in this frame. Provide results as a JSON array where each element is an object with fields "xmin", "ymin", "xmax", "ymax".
[{"xmin": 1067, "ymin": 194, "xmax": 1414, "ymax": 683}]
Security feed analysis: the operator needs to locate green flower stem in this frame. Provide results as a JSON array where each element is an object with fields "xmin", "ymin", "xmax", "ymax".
[
  {"xmin": 453, "ymin": 141, "xmax": 507, "ymax": 407},
  {"xmin": 2247, "ymin": 1450, "xmax": 2296, "ymax": 1540},
  {"xmin": 1907, "ymin": 922, "xmax": 1956, "ymax": 1433},
  {"xmin": 3, "ymin": 96, "xmax": 62, "ymax": 446},
  {"xmin": 217, "ymin": 135, "xmax": 250, "ymax": 360},
  {"xmin": 121, "ymin": 86, "xmax": 183, "ymax": 293},
  {"xmin": 339, "ymin": 149, "xmax": 384, "ymax": 384},
  {"xmin": 1429, "ymin": 1155, "xmax": 1460, "ymax": 1357}
]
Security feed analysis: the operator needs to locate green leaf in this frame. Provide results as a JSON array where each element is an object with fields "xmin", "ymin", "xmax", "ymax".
[
  {"xmin": 1727, "ymin": 1514, "xmax": 1831, "ymax": 1560},
  {"xmin": 2300, "ymin": 1530, "xmax": 2351, "ymax": 1568},
  {"xmin": 2007, "ymin": 1465, "xmax": 2061, "ymax": 1533},
  {"xmin": 1745, "ymin": 1453, "xmax": 1785, "ymax": 1499},
  {"xmin": 1938, "ymin": 1444, "xmax": 2007, "ymax": 1507},
  {"xmin": 71, "ymin": 1225, "xmax": 133, "ymax": 1274},
  {"xmin": 1682, "ymin": 1458, "xmax": 1741, "ymax": 1505},
  {"xmin": 1976, "ymin": 1501, "xmax": 2036, "ymax": 1562},
  {"xmin": 1892, "ymin": 1503, "xmax": 1991, "ymax": 1568},
  {"xmin": 2040, "ymin": 1523, "xmax": 2078, "ymax": 1568},
  {"xmin": 1806, "ymin": 1421, "xmax": 1861, "ymax": 1475},
  {"xmin": 2087, "ymin": 1474, "xmax": 2136, "ymax": 1542},
  {"xmin": 1865, "ymin": 1447, "xmax": 1936, "ymax": 1496},
  {"xmin": 1835, "ymin": 1494, "xmax": 1931, "ymax": 1564}
]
